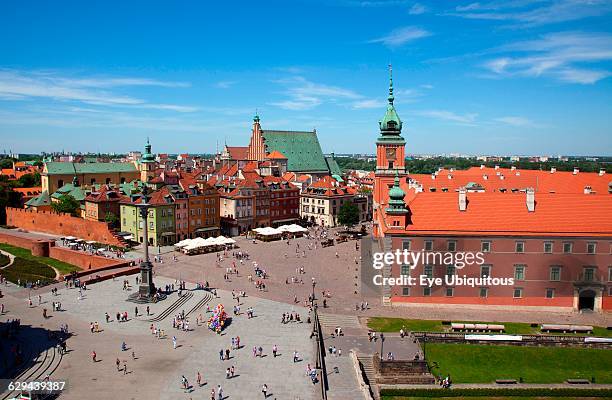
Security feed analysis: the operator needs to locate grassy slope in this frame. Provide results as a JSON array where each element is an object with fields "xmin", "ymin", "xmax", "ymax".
[
  {"xmin": 426, "ymin": 343, "xmax": 612, "ymax": 383},
  {"xmin": 0, "ymin": 243, "xmax": 80, "ymax": 274},
  {"xmin": 1, "ymin": 257, "xmax": 57, "ymax": 285}
]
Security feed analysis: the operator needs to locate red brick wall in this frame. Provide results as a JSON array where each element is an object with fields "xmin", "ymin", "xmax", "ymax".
[
  {"xmin": 48, "ymin": 246, "xmax": 127, "ymax": 270},
  {"xmin": 6, "ymin": 207, "xmax": 123, "ymax": 246},
  {"xmin": 0, "ymin": 231, "xmax": 53, "ymax": 254}
]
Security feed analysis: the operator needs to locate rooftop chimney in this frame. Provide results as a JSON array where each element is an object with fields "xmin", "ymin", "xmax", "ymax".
[
  {"xmin": 584, "ymin": 186, "xmax": 592, "ymax": 195},
  {"xmin": 483, "ymin": 174, "xmax": 488, "ymax": 180},
  {"xmin": 480, "ymin": 164, "xmax": 485, "ymax": 169},
  {"xmin": 526, "ymin": 188, "xmax": 535, "ymax": 212},
  {"xmin": 573, "ymin": 167, "xmax": 579, "ymax": 175},
  {"xmin": 431, "ymin": 173, "xmax": 436, "ymax": 180},
  {"xmin": 447, "ymin": 174, "xmax": 452, "ymax": 180},
  {"xmin": 550, "ymin": 167, "xmax": 556, "ymax": 174},
  {"xmin": 494, "ymin": 165, "xmax": 500, "ymax": 170},
  {"xmin": 599, "ymin": 169, "xmax": 605, "ymax": 176},
  {"xmin": 511, "ymin": 166, "xmax": 516, "ymax": 171},
  {"xmin": 458, "ymin": 188, "xmax": 467, "ymax": 211}
]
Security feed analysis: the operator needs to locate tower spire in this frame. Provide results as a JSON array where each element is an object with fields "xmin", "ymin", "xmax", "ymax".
[{"xmin": 388, "ymin": 64, "xmax": 394, "ymax": 105}]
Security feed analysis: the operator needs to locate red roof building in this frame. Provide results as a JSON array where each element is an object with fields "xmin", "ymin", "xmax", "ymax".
[{"xmin": 372, "ymin": 70, "xmax": 612, "ymax": 313}]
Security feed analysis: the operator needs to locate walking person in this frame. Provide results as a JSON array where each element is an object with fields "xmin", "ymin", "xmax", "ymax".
[
  {"xmin": 261, "ymin": 384, "xmax": 268, "ymax": 398},
  {"xmin": 197, "ymin": 371, "xmax": 202, "ymax": 387}
]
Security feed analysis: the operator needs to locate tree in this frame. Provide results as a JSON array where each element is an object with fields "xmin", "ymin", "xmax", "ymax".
[
  {"xmin": 105, "ymin": 211, "xmax": 119, "ymax": 227},
  {"xmin": 0, "ymin": 182, "xmax": 22, "ymax": 225},
  {"xmin": 16, "ymin": 172, "xmax": 41, "ymax": 188},
  {"xmin": 337, "ymin": 201, "xmax": 360, "ymax": 229},
  {"xmin": 51, "ymin": 194, "xmax": 80, "ymax": 216}
]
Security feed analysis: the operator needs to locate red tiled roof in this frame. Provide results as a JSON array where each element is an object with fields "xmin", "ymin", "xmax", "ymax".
[
  {"xmin": 267, "ymin": 150, "xmax": 287, "ymax": 159},
  {"xmin": 380, "ymin": 189, "xmax": 612, "ymax": 237},
  {"xmin": 226, "ymin": 146, "xmax": 249, "ymax": 160},
  {"xmin": 85, "ymin": 185, "xmax": 126, "ymax": 203},
  {"xmin": 409, "ymin": 167, "xmax": 611, "ymax": 194},
  {"xmin": 282, "ymin": 172, "xmax": 297, "ymax": 181},
  {"xmin": 306, "ymin": 176, "xmax": 355, "ymax": 197},
  {"xmin": 242, "ymin": 161, "xmax": 259, "ymax": 172}
]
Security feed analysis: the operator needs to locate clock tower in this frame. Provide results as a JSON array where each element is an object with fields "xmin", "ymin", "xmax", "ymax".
[
  {"xmin": 376, "ymin": 65, "xmax": 406, "ymax": 174},
  {"xmin": 374, "ymin": 66, "xmax": 408, "ymax": 236}
]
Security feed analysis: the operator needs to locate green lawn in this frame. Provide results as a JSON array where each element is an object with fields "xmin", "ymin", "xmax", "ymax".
[
  {"xmin": 367, "ymin": 317, "xmax": 612, "ymax": 337},
  {"xmin": 425, "ymin": 343, "xmax": 612, "ymax": 383},
  {"xmin": 0, "ymin": 243, "xmax": 80, "ymax": 275},
  {"xmin": 1, "ymin": 257, "xmax": 57, "ymax": 285},
  {"xmin": 384, "ymin": 397, "xmax": 606, "ymax": 400}
]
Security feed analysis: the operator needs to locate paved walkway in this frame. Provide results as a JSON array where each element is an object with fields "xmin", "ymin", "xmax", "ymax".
[
  {"xmin": 0, "ymin": 277, "xmax": 317, "ymax": 400},
  {"xmin": 152, "ymin": 234, "xmax": 611, "ymax": 327}
]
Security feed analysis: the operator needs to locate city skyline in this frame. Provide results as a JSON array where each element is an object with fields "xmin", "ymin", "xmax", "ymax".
[{"xmin": 1, "ymin": 0, "xmax": 612, "ymax": 156}]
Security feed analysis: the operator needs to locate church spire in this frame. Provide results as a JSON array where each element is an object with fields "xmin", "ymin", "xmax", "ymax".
[
  {"xmin": 388, "ymin": 64, "xmax": 394, "ymax": 105},
  {"xmin": 379, "ymin": 65, "xmax": 403, "ymax": 135}
]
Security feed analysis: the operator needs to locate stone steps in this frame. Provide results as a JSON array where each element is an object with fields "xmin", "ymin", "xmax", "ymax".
[
  {"xmin": 318, "ymin": 313, "xmax": 362, "ymax": 330},
  {"xmin": 357, "ymin": 354, "xmax": 379, "ymax": 400}
]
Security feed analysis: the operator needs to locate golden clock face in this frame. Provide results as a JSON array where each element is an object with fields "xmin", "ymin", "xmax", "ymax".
[{"xmin": 386, "ymin": 147, "xmax": 397, "ymax": 160}]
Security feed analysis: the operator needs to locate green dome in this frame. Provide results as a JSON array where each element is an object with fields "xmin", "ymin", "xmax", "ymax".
[
  {"xmin": 379, "ymin": 66, "xmax": 402, "ymax": 134},
  {"xmin": 386, "ymin": 172, "xmax": 408, "ymax": 214},
  {"xmin": 142, "ymin": 138, "xmax": 155, "ymax": 163}
]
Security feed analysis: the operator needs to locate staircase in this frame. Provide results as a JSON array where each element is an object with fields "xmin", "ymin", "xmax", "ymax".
[
  {"xmin": 357, "ymin": 354, "xmax": 379, "ymax": 399},
  {"xmin": 318, "ymin": 313, "xmax": 362, "ymax": 331}
]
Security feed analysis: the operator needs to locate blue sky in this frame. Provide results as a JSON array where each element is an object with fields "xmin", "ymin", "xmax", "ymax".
[{"xmin": 1, "ymin": 0, "xmax": 611, "ymax": 156}]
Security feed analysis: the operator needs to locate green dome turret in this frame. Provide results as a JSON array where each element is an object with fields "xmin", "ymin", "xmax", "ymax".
[
  {"xmin": 142, "ymin": 137, "xmax": 155, "ymax": 163},
  {"xmin": 379, "ymin": 65, "xmax": 403, "ymax": 135},
  {"xmin": 386, "ymin": 172, "xmax": 408, "ymax": 214}
]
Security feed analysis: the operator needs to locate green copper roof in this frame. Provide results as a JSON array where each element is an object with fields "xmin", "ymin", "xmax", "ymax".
[
  {"xmin": 51, "ymin": 183, "xmax": 87, "ymax": 202},
  {"xmin": 26, "ymin": 191, "xmax": 50, "ymax": 207},
  {"xmin": 45, "ymin": 162, "xmax": 138, "ymax": 175},
  {"xmin": 379, "ymin": 66, "xmax": 403, "ymax": 136},
  {"xmin": 262, "ymin": 130, "xmax": 329, "ymax": 173},
  {"xmin": 325, "ymin": 154, "xmax": 342, "ymax": 175},
  {"xmin": 386, "ymin": 172, "xmax": 408, "ymax": 214}
]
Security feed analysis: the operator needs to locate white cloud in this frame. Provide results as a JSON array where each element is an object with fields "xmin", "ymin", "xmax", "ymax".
[
  {"xmin": 368, "ymin": 26, "xmax": 431, "ymax": 47},
  {"xmin": 0, "ymin": 70, "xmax": 196, "ymax": 111},
  {"xmin": 409, "ymin": 2, "xmax": 427, "ymax": 14},
  {"xmin": 270, "ymin": 76, "xmax": 362, "ymax": 110},
  {"xmin": 482, "ymin": 32, "xmax": 612, "ymax": 84},
  {"xmin": 449, "ymin": 0, "xmax": 612, "ymax": 27},
  {"xmin": 415, "ymin": 110, "xmax": 479, "ymax": 124},
  {"xmin": 214, "ymin": 81, "xmax": 237, "ymax": 89},
  {"xmin": 54, "ymin": 77, "xmax": 189, "ymax": 88},
  {"xmin": 494, "ymin": 116, "xmax": 542, "ymax": 127}
]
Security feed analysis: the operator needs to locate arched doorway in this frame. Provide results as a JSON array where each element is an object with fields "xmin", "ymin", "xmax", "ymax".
[{"xmin": 578, "ymin": 289, "xmax": 596, "ymax": 311}]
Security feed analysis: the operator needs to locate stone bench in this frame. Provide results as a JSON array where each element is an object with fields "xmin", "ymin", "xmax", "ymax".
[
  {"xmin": 541, "ymin": 324, "xmax": 593, "ymax": 333},
  {"xmin": 566, "ymin": 379, "xmax": 590, "ymax": 384},
  {"xmin": 451, "ymin": 322, "xmax": 505, "ymax": 332},
  {"xmin": 495, "ymin": 379, "xmax": 517, "ymax": 384}
]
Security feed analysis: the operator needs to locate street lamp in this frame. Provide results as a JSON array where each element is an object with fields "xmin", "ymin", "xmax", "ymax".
[
  {"xmin": 311, "ymin": 279, "xmax": 316, "ymax": 304},
  {"xmin": 380, "ymin": 333, "xmax": 385, "ymax": 360}
]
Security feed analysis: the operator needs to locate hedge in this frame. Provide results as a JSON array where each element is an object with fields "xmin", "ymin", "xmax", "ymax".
[
  {"xmin": 0, "ymin": 253, "xmax": 10, "ymax": 268},
  {"xmin": 380, "ymin": 388, "xmax": 612, "ymax": 398}
]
